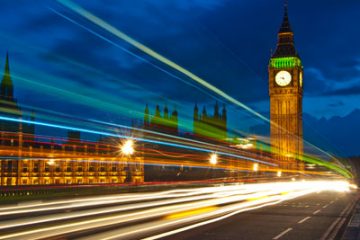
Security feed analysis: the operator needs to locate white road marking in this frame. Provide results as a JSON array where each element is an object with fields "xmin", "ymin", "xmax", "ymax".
[
  {"xmin": 313, "ymin": 209, "xmax": 321, "ymax": 215},
  {"xmin": 298, "ymin": 216, "xmax": 311, "ymax": 224},
  {"xmin": 273, "ymin": 228, "xmax": 293, "ymax": 239},
  {"xmin": 322, "ymin": 204, "xmax": 329, "ymax": 209},
  {"xmin": 320, "ymin": 200, "xmax": 356, "ymax": 240}
]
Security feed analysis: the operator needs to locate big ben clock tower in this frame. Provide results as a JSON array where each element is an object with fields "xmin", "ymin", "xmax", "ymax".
[{"xmin": 269, "ymin": 2, "xmax": 303, "ymax": 171}]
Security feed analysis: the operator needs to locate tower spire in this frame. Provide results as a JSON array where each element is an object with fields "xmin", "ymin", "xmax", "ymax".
[
  {"xmin": 279, "ymin": 0, "xmax": 291, "ymax": 33},
  {"xmin": 271, "ymin": 1, "xmax": 298, "ymax": 58},
  {"xmin": 5, "ymin": 52, "xmax": 10, "ymax": 74},
  {"xmin": 1, "ymin": 51, "xmax": 14, "ymax": 99}
]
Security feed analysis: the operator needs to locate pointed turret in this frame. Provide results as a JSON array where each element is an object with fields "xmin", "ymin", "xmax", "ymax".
[
  {"xmin": 272, "ymin": 1, "xmax": 298, "ymax": 58},
  {"xmin": 1, "ymin": 52, "xmax": 14, "ymax": 99},
  {"xmin": 171, "ymin": 108, "xmax": 178, "ymax": 118},
  {"xmin": 279, "ymin": 1, "xmax": 291, "ymax": 33},
  {"xmin": 202, "ymin": 106, "xmax": 207, "ymax": 119},
  {"xmin": 164, "ymin": 105, "xmax": 169, "ymax": 119},
  {"xmin": 155, "ymin": 105, "xmax": 161, "ymax": 117}
]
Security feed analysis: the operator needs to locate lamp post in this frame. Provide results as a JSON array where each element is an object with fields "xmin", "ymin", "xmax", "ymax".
[
  {"xmin": 121, "ymin": 139, "xmax": 135, "ymax": 183},
  {"xmin": 47, "ymin": 159, "xmax": 55, "ymax": 166},
  {"xmin": 253, "ymin": 163, "xmax": 259, "ymax": 172},
  {"xmin": 209, "ymin": 153, "xmax": 218, "ymax": 165},
  {"xmin": 252, "ymin": 163, "xmax": 259, "ymax": 179},
  {"xmin": 209, "ymin": 153, "xmax": 218, "ymax": 180}
]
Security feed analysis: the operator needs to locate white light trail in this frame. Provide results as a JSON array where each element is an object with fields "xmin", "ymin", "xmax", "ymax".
[
  {"xmin": 56, "ymin": 0, "xmax": 269, "ymax": 124},
  {"xmin": 0, "ymin": 181, "xmax": 351, "ymax": 240}
]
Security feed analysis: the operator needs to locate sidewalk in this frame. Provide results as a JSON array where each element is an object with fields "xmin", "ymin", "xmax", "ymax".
[{"xmin": 342, "ymin": 194, "xmax": 360, "ymax": 240}]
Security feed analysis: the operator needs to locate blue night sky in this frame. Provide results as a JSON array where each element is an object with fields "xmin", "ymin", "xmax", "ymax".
[{"xmin": 0, "ymin": 0, "xmax": 359, "ymax": 156}]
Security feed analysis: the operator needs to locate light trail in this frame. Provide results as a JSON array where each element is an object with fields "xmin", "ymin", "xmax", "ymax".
[
  {"xmin": 0, "ymin": 180, "xmax": 351, "ymax": 240},
  {"xmin": 51, "ymin": 0, "xmax": 353, "ymax": 178},
  {"xmin": 56, "ymin": 0, "xmax": 269, "ymax": 124},
  {"xmin": 0, "ymin": 126, "xmax": 349, "ymax": 178},
  {"xmin": 0, "ymin": 115, "xmax": 276, "ymax": 166},
  {"xmin": 48, "ymin": 7, "xmax": 214, "ymax": 100},
  {"xmin": 0, "ymin": 187, "xmax": 261, "ymax": 229},
  {"xmin": 90, "ymin": 190, "xmax": 313, "ymax": 240},
  {"xmin": 0, "ymin": 185, "xmax": 253, "ymax": 216}
]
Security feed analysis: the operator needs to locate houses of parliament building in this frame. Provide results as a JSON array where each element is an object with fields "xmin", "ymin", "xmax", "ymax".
[
  {"xmin": 0, "ymin": 53, "xmax": 229, "ymax": 186},
  {"xmin": 0, "ymin": 2, "xmax": 305, "ymax": 185},
  {"xmin": 0, "ymin": 53, "xmax": 144, "ymax": 186}
]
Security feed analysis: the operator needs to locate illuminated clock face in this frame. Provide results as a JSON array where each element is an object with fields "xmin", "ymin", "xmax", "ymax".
[
  {"xmin": 299, "ymin": 72, "xmax": 303, "ymax": 87},
  {"xmin": 275, "ymin": 71, "xmax": 292, "ymax": 87}
]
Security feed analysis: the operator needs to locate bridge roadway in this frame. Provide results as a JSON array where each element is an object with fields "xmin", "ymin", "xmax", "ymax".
[
  {"xmin": 0, "ymin": 181, "xmax": 356, "ymax": 240},
  {"xmin": 165, "ymin": 191, "xmax": 356, "ymax": 240}
]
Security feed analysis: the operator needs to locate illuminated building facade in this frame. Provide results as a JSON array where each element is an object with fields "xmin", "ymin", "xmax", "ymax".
[
  {"xmin": 144, "ymin": 104, "xmax": 178, "ymax": 135},
  {"xmin": 0, "ymin": 52, "xmax": 35, "ymax": 142},
  {"xmin": 143, "ymin": 102, "xmax": 227, "ymax": 141},
  {"xmin": 142, "ymin": 103, "xmax": 231, "ymax": 181},
  {"xmin": 0, "ymin": 53, "xmax": 144, "ymax": 186},
  {"xmin": 269, "ymin": 4, "xmax": 304, "ymax": 171},
  {"xmin": 193, "ymin": 102, "xmax": 227, "ymax": 141}
]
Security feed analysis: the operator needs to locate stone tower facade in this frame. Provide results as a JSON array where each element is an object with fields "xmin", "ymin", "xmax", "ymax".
[{"xmin": 269, "ymin": 3, "xmax": 304, "ymax": 171}]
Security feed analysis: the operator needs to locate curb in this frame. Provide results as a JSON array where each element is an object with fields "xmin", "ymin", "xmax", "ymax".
[
  {"xmin": 341, "ymin": 198, "xmax": 360, "ymax": 240},
  {"xmin": 320, "ymin": 192, "xmax": 358, "ymax": 240}
]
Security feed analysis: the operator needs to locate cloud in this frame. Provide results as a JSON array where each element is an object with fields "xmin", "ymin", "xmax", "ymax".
[
  {"xmin": 328, "ymin": 101, "xmax": 344, "ymax": 108},
  {"xmin": 1, "ymin": 0, "xmax": 360, "ymax": 126},
  {"xmin": 304, "ymin": 67, "xmax": 360, "ymax": 97},
  {"xmin": 324, "ymin": 84, "xmax": 360, "ymax": 96}
]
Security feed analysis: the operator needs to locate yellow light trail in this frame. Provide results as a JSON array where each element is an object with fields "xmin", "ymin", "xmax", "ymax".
[
  {"xmin": 165, "ymin": 206, "xmax": 218, "ymax": 220},
  {"xmin": 0, "ymin": 181, "xmax": 351, "ymax": 240}
]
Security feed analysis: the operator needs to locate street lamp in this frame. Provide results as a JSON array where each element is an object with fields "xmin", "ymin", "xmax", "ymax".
[
  {"xmin": 120, "ymin": 139, "xmax": 135, "ymax": 183},
  {"xmin": 209, "ymin": 153, "xmax": 218, "ymax": 165},
  {"xmin": 121, "ymin": 139, "xmax": 135, "ymax": 156},
  {"xmin": 47, "ymin": 159, "xmax": 55, "ymax": 166},
  {"xmin": 253, "ymin": 163, "xmax": 259, "ymax": 172}
]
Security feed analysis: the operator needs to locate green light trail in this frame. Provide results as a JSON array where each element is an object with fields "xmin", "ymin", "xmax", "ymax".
[
  {"xmin": 56, "ymin": 0, "xmax": 270, "ymax": 125},
  {"xmin": 54, "ymin": 0, "xmax": 352, "ymax": 178}
]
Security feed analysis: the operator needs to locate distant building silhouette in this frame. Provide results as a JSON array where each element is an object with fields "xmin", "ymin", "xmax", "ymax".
[
  {"xmin": 143, "ymin": 102, "xmax": 227, "ymax": 141},
  {"xmin": 144, "ymin": 104, "xmax": 178, "ymax": 135},
  {"xmin": 193, "ymin": 102, "xmax": 227, "ymax": 141},
  {"xmin": 142, "ymin": 102, "xmax": 230, "ymax": 182}
]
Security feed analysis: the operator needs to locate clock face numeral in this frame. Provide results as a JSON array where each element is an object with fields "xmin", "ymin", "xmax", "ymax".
[{"xmin": 275, "ymin": 70, "xmax": 292, "ymax": 86}]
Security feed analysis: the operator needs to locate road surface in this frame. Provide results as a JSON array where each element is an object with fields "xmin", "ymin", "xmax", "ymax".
[
  {"xmin": 0, "ymin": 181, "xmax": 355, "ymax": 240},
  {"xmin": 165, "ymin": 191, "xmax": 356, "ymax": 240}
]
